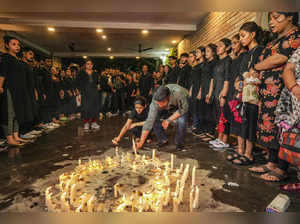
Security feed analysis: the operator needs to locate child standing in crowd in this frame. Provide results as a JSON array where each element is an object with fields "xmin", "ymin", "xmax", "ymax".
[
  {"xmin": 230, "ymin": 22, "xmax": 266, "ymax": 165},
  {"xmin": 78, "ymin": 59, "xmax": 100, "ymax": 131},
  {"xmin": 208, "ymin": 38, "xmax": 232, "ymax": 149},
  {"xmin": 112, "ymin": 96, "xmax": 149, "ymax": 145},
  {"xmin": 0, "ymin": 36, "xmax": 34, "ymax": 146}
]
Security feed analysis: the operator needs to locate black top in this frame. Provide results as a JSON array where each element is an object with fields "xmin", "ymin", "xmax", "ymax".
[
  {"xmin": 212, "ymin": 55, "xmax": 232, "ymax": 98},
  {"xmin": 128, "ymin": 107, "xmax": 149, "ymax": 122},
  {"xmin": 239, "ymin": 45, "xmax": 265, "ymax": 79},
  {"xmin": 167, "ymin": 66, "xmax": 179, "ymax": 84},
  {"xmin": 190, "ymin": 62, "xmax": 203, "ymax": 98},
  {"xmin": 177, "ymin": 64, "xmax": 192, "ymax": 89},
  {"xmin": 0, "ymin": 54, "xmax": 33, "ymax": 124},
  {"xmin": 139, "ymin": 73, "xmax": 153, "ymax": 97},
  {"xmin": 127, "ymin": 81, "xmax": 137, "ymax": 96},
  {"xmin": 227, "ymin": 52, "xmax": 247, "ymax": 100},
  {"xmin": 200, "ymin": 59, "xmax": 217, "ymax": 99}
]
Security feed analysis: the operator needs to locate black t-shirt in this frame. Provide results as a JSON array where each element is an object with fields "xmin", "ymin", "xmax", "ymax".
[
  {"xmin": 178, "ymin": 64, "xmax": 192, "ymax": 89},
  {"xmin": 128, "ymin": 107, "xmax": 149, "ymax": 122},
  {"xmin": 167, "ymin": 66, "xmax": 179, "ymax": 84},
  {"xmin": 139, "ymin": 73, "xmax": 153, "ymax": 97},
  {"xmin": 127, "ymin": 81, "xmax": 137, "ymax": 96},
  {"xmin": 190, "ymin": 62, "xmax": 203, "ymax": 97},
  {"xmin": 228, "ymin": 52, "xmax": 247, "ymax": 100},
  {"xmin": 212, "ymin": 55, "xmax": 232, "ymax": 98},
  {"xmin": 201, "ymin": 59, "xmax": 217, "ymax": 99}
]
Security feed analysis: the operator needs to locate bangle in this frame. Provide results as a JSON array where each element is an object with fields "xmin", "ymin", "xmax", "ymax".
[{"xmin": 288, "ymin": 83, "xmax": 298, "ymax": 92}]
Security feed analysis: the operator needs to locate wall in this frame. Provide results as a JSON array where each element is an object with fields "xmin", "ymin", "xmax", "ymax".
[
  {"xmin": 0, "ymin": 30, "xmax": 6, "ymax": 53},
  {"xmin": 178, "ymin": 12, "xmax": 259, "ymax": 56}
]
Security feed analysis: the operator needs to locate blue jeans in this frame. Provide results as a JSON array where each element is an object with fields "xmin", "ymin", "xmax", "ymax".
[{"xmin": 153, "ymin": 113, "xmax": 188, "ymax": 146}]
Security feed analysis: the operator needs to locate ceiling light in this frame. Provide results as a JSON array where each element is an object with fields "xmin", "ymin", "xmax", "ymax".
[
  {"xmin": 109, "ymin": 56, "xmax": 114, "ymax": 60},
  {"xmin": 107, "ymin": 47, "xmax": 112, "ymax": 52},
  {"xmin": 172, "ymin": 40, "xmax": 177, "ymax": 44},
  {"xmin": 142, "ymin": 29, "xmax": 149, "ymax": 35},
  {"xmin": 136, "ymin": 56, "xmax": 140, "ymax": 60},
  {"xmin": 102, "ymin": 35, "xmax": 107, "ymax": 40},
  {"xmin": 83, "ymin": 56, "xmax": 87, "ymax": 59},
  {"xmin": 165, "ymin": 48, "xmax": 170, "ymax": 51},
  {"xmin": 48, "ymin": 27, "xmax": 55, "ymax": 32},
  {"xmin": 96, "ymin": 28, "xmax": 103, "ymax": 33}
]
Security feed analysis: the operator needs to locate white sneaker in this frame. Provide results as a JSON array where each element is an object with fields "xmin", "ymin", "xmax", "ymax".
[
  {"xmin": 212, "ymin": 141, "xmax": 230, "ymax": 149},
  {"xmin": 209, "ymin": 138, "xmax": 221, "ymax": 145},
  {"xmin": 91, "ymin": 122, "xmax": 100, "ymax": 130},
  {"xmin": 84, "ymin": 123, "xmax": 90, "ymax": 130},
  {"xmin": 51, "ymin": 123, "xmax": 60, "ymax": 127},
  {"xmin": 0, "ymin": 139, "xmax": 6, "ymax": 145},
  {"xmin": 29, "ymin": 130, "xmax": 43, "ymax": 135}
]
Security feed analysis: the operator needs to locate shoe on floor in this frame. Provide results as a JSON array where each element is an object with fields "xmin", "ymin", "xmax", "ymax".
[
  {"xmin": 84, "ymin": 123, "xmax": 90, "ymax": 131},
  {"xmin": 212, "ymin": 141, "xmax": 230, "ymax": 149},
  {"xmin": 209, "ymin": 138, "xmax": 221, "ymax": 145},
  {"xmin": 20, "ymin": 134, "xmax": 36, "ymax": 140},
  {"xmin": 91, "ymin": 122, "xmax": 100, "ymax": 130},
  {"xmin": 28, "ymin": 130, "xmax": 43, "ymax": 135},
  {"xmin": 176, "ymin": 145, "xmax": 186, "ymax": 152},
  {"xmin": 157, "ymin": 141, "xmax": 168, "ymax": 148}
]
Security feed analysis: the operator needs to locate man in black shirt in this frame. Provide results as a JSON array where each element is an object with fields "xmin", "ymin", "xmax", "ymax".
[
  {"xmin": 177, "ymin": 53, "xmax": 192, "ymax": 90},
  {"xmin": 166, "ymin": 56, "xmax": 179, "ymax": 84},
  {"xmin": 138, "ymin": 64, "xmax": 153, "ymax": 101}
]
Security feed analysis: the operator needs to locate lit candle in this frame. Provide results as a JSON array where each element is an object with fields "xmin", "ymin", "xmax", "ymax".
[
  {"xmin": 87, "ymin": 195, "xmax": 95, "ymax": 212},
  {"xmin": 70, "ymin": 184, "xmax": 77, "ymax": 203},
  {"xmin": 132, "ymin": 138, "xmax": 137, "ymax": 156},
  {"xmin": 165, "ymin": 175, "xmax": 170, "ymax": 186},
  {"xmin": 191, "ymin": 166, "xmax": 196, "ymax": 187},
  {"xmin": 60, "ymin": 192, "xmax": 69, "ymax": 211},
  {"xmin": 179, "ymin": 163, "xmax": 184, "ymax": 173},
  {"xmin": 164, "ymin": 188, "xmax": 170, "ymax": 206},
  {"xmin": 173, "ymin": 197, "xmax": 178, "ymax": 212},
  {"xmin": 193, "ymin": 186, "xmax": 200, "ymax": 209},
  {"xmin": 78, "ymin": 159, "xmax": 81, "ymax": 165},
  {"xmin": 75, "ymin": 204, "xmax": 82, "ymax": 212},
  {"xmin": 114, "ymin": 183, "xmax": 119, "ymax": 198},
  {"xmin": 152, "ymin": 149, "xmax": 156, "ymax": 160},
  {"xmin": 115, "ymin": 146, "xmax": 119, "ymax": 158},
  {"xmin": 178, "ymin": 186, "xmax": 184, "ymax": 203},
  {"xmin": 171, "ymin": 154, "xmax": 174, "ymax": 171},
  {"xmin": 189, "ymin": 187, "xmax": 194, "ymax": 212},
  {"xmin": 175, "ymin": 180, "xmax": 180, "ymax": 195}
]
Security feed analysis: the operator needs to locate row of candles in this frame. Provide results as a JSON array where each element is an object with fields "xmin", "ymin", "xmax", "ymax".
[{"xmin": 45, "ymin": 146, "xmax": 200, "ymax": 212}]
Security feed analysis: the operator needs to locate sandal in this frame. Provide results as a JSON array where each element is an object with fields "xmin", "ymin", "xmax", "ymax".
[
  {"xmin": 280, "ymin": 183, "xmax": 300, "ymax": 192},
  {"xmin": 232, "ymin": 156, "xmax": 255, "ymax": 166},
  {"xmin": 227, "ymin": 152, "xmax": 241, "ymax": 161},
  {"xmin": 249, "ymin": 165, "xmax": 270, "ymax": 174},
  {"xmin": 260, "ymin": 171, "xmax": 288, "ymax": 182}
]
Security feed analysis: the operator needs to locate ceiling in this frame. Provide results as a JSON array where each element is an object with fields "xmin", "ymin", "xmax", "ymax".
[{"xmin": 0, "ymin": 12, "xmax": 208, "ymax": 58}]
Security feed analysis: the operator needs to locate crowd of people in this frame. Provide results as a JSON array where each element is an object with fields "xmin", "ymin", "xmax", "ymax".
[{"xmin": 1, "ymin": 12, "xmax": 300, "ymax": 191}]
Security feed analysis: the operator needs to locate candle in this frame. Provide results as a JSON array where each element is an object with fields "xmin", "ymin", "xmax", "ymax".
[
  {"xmin": 87, "ymin": 195, "xmax": 95, "ymax": 212},
  {"xmin": 75, "ymin": 204, "xmax": 82, "ymax": 212},
  {"xmin": 165, "ymin": 175, "xmax": 170, "ymax": 186},
  {"xmin": 193, "ymin": 186, "xmax": 200, "ymax": 209},
  {"xmin": 132, "ymin": 162, "xmax": 137, "ymax": 172},
  {"xmin": 60, "ymin": 192, "xmax": 69, "ymax": 211},
  {"xmin": 175, "ymin": 180, "xmax": 180, "ymax": 196},
  {"xmin": 173, "ymin": 197, "xmax": 178, "ymax": 212},
  {"xmin": 164, "ymin": 188, "xmax": 170, "ymax": 206},
  {"xmin": 189, "ymin": 187, "xmax": 194, "ymax": 212},
  {"xmin": 179, "ymin": 163, "xmax": 184, "ymax": 173},
  {"xmin": 171, "ymin": 154, "xmax": 174, "ymax": 171},
  {"xmin": 70, "ymin": 184, "xmax": 77, "ymax": 203},
  {"xmin": 78, "ymin": 159, "xmax": 81, "ymax": 165},
  {"xmin": 114, "ymin": 184, "xmax": 119, "ymax": 198},
  {"xmin": 152, "ymin": 149, "xmax": 156, "ymax": 160},
  {"xmin": 132, "ymin": 139, "xmax": 137, "ymax": 155},
  {"xmin": 178, "ymin": 186, "xmax": 184, "ymax": 203},
  {"xmin": 191, "ymin": 166, "xmax": 196, "ymax": 187},
  {"xmin": 115, "ymin": 147, "xmax": 119, "ymax": 158}
]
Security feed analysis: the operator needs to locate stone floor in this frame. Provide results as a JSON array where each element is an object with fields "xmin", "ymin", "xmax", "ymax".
[{"xmin": 0, "ymin": 116, "xmax": 299, "ymax": 212}]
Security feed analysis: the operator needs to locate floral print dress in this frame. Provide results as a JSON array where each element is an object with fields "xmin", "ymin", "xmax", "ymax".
[
  {"xmin": 275, "ymin": 47, "xmax": 300, "ymax": 134},
  {"xmin": 256, "ymin": 28, "xmax": 300, "ymax": 150}
]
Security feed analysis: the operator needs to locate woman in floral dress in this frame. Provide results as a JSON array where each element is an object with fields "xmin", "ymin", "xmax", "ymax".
[{"xmin": 248, "ymin": 12, "xmax": 300, "ymax": 182}]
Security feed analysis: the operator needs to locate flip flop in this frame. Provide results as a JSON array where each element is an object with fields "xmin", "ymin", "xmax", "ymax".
[
  {"xmin": 249, "ymin": 165, "xmax": 271, "ymax": 174},
  {"xmin": 280, "ymin": 183, "xmax": 300, "ymax": 192},
  {"xmin": 227, "ymin": 152, "xmax": 241, "ymax": 161},
  {"xmin": 260, "ymin": 171, "xmax": 288, "ymax": 182},
  {"xmin": 232, "ymin": 156, "xmax": 255, "ymax": 166}
]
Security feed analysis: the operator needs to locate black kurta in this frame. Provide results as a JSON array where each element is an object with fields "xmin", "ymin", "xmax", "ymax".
[
  {"xmin": 166, "ymin": 66, "xmax": 179, "ymax": 84},
  {"xmin": 78, "ymin": 70, "xmax": 99, "ymax": 119},
  {"xmin": 200, "ymin": 59, "xmax": 217, "ymax": 99},
  {"xmin": 0, "ymin": 54, "xmax": 34, "ymax": 125},
  {"xmin": 177, "ymin": 64, "xmax": 192, "ymax": 90},
  {"xmin": 138, "ymin": 73, "xmax": 153, "ymax": 98},
  {"xmin": 190, "ymin": 63, "xmax": 203, "ymax": 98}
]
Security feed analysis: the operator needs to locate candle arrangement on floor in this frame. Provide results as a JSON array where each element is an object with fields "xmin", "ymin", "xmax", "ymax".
[{"xmin": 45, "ymin": 142, "xmax": 200, "ymax": 212}]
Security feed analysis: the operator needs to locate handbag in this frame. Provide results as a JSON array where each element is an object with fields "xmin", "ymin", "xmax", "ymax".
[{"xmin": 279, "ymin": 132, "xmax": 300, "ymax": 168}]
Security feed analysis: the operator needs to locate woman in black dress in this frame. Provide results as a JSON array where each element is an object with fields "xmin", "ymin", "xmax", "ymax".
[
  {"xmin": 0, "ymin": 36, "xmax": 33, "ymax": 146},
  {"xmin": 78, "ymin": 59, "xmax": 100, "ymax": 131}
]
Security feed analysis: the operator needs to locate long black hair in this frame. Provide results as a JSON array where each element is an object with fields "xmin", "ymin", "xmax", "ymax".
[
  {"xmin": 220, "ymin": 38, "xmax": 232, "ymax": 54},
  {"xmin": 206, "ymin": 43, "xmax": 218, "ymax": 60},
  {"xmin": 269, "ymin": 12, "xmax": 299, "ymax": 26},
  {"xmin": 3, "ymin": 35, "xmax": 19, "ymax": 51},
  {"xmin": 240, "ymin": 21, "xmax": 270, "ymax": 46}
]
